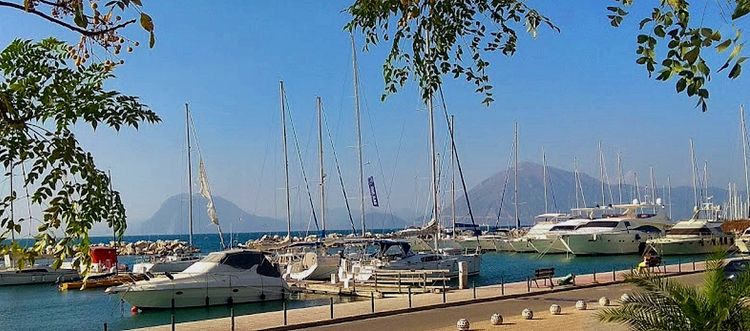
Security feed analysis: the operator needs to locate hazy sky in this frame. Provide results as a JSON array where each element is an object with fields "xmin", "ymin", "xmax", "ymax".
[{"xmin": 1, "ymin": 1, "xmax": 749, "ymax": 232}]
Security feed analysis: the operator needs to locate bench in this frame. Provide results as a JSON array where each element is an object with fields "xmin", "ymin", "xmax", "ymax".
[{"xmin": 532, "ymin": 267, "xmax": 555, "ymax": 288}]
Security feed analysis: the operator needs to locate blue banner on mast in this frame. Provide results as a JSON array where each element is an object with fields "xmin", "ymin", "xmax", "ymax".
[{"xmin": 368, "ymin": 176, "xmax": 379, "ymax": 207}]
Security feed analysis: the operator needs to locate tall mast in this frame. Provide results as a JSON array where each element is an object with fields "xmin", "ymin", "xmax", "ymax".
[
  {"xmin": 351, "ymin": 35, "xmax": 366, "ymax": 237},
  {"xmin": 667, "ymin": 175, "xmax": 673, "ymax": 219},
  {"xmin": 108, "ymin": 170, "xmax": 115, "ymax": 247},
  {"xmin": 513, "ymin": 122, "xmax": 520, "ymax": 229},
  {"xmin": 634, "ymin": 172, "xmax": 641, "ymax": 203},
  {"xmin": 450, "ymin": 115, "xmax": 456, "ymax": 236},
  {"xmin": 703, "ymin": 161, "xmax": 709, "ymax": 201},
  {"xmin": 280, "ymin": 81, "xmax": 292, "ymax": 239},
  {"xmin": 425, "ymin": 36, "xmax": 440, "ymax": 250},
  {"xmin": 573, "ymin": 157, "xmax": 580, "ymax": 209},
  {"xmin": 598, "ymin": 141, "xmax": 605, "ymax": 206},
  {"xmin": 649, "ymin": 167, "xmax": 656, "ymax": 203},
  {"xmin": 185, "ymin": 103, "xmax": 193, "ymax": 246},
  {"xmin": 742, "ymin": 105, "xmax": 750, "ymax": 217},
  {"xmin": 689, "ymin": 138, "xmax": 699, "ymax": 208},
  {"xmin": 617, "ymin": 152, "xmax": 623, "ymax": 204},
  {"xmin": 317, "ymin": 97, "xmax": 326, "ymax": 238},
  {"xmin": 542, "ymin": 146, "xmax": 548, "ymax": 214}
]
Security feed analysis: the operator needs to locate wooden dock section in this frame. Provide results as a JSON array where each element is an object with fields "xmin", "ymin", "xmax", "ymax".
[{"xmin": 290, "ymin": 269, "xmax": 451, "ymax": 298}]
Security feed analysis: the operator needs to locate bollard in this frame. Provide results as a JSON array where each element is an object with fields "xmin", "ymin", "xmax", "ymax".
[
  {"xmin": 612, "ymin": 267, "xmax": 616, "ymax": 281},
  {"xmin": 283, "ymin": 301, "xmax": 288, "ymax": 325},
  {"xmin": 593, "ymin": 270, "xmax": 597, "ymax": 283},
  {"xmin": 408, "ymin": 286, "xmax": 412, "ymax": 308},
  {"xmin": 692, "ymin": 258, "xmax": 696, "ymax": 271},
  {"xmin": 371, "ymin": 292, "xmax": 375, "ymax": 313},
  {"xmin": 330, "ymin": 297, "xmax": 334, "ymax": 319},
  {"xmin": 678, "ymin": 258, "xmax": 682, "ymax": 273},
  {"xmin": 171, "ymin": 314, "xmax": 175, "ymax": 331},
  {"xmin": 501, "ymin": 277, "xmax": 505, "ymax": 295},
  {"xmin": 103, "ymin": 323, "xmax": 108, "ymax": 331},
  {"xmin": 230, "ymin": 306, "xmax": 235, "ymax": 331},
  {"xmin": 472, "ymin": 281, "xmax": 476, "ymax": 299}
]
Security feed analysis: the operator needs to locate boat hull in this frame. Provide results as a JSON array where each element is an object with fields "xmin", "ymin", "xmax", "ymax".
[
  {"xmin": 648, "ymin": 236, "xmax": 734, "ymax": 255},
  {"xmin": 120, "ymin": 284, "xmax": 285, "ymax": 309},
  {"xmin": 0, "ymin": 269, "xmax": 79, "ymax": 286},
  {"xmin": 529, "ymin": 236, "xmax": 569, "ymax": 254},
  {"xmin": 561, "ymin": 232, "xmax": 660, "ymax": 255}
]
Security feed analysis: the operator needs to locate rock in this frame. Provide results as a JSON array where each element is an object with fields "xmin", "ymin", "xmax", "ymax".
[
  {"xmin": 490, "ymin": 313, "xmax": 502, "ymax": 325},
  {"xmin": 549, "ymin": 304, "xmax": 561, "ymax": 315},
  {"xmin": 522, "ymin": 308, "xmax": 533, "ymax": 320}
]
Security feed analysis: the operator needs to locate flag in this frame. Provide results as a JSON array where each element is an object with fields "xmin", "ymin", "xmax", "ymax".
[
  {"xmin": 368, "ymin": 176, "xmax": 379, "ymax": 207},
  {"xmin": 199, "ymin": 159, "xmax": 219, "ymax": 225}
]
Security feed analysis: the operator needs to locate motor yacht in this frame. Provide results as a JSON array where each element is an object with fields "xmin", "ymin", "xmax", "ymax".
[
  {"xmin": 647, "ymin": 203, "xmax": 734, "ymax": 255},
  {"xmin": 508, "ymin": 213, "xmax": 571, "ymax": 253},
  {"xmin": 106, "ymin": 249, "xmax": 286, "ymax": 309}
]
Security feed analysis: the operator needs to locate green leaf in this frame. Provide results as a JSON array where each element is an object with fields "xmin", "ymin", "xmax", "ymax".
[
  {"xmin": 733, "ymin": 0, "xmax": 750, "ymax": 20},
  {"xmin": 140, "ymin": 13, "xmax": 154, "ymax": 32},
  {"xmin": 684, "ymin": 47, "xmax": 700, "ymax": 64},
  {"xmin": 729, "ymin": 63, "xmax": 742, "ymax": 79},
  {"xmin": 149, "ymin": 32, "xmax": 156, "ymax": 48},
  {"xmin": 676, "ymin": 78, "xmax": 687, "ymax": 92}
]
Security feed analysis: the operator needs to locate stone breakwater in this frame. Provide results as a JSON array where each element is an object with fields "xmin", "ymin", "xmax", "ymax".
[{"xmin": 94, "ymin": 240, "xmax": 200, "ymax": 256}]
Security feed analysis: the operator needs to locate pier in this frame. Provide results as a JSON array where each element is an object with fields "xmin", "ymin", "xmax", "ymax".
[{"xmin": 135, "ymin": 260, "xmax": 708, "ymax": 331}]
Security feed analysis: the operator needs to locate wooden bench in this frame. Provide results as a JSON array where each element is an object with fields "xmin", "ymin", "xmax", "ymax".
[{"xmin": 532, "ymin": 267, "xmax": 555, "ymax": 288}]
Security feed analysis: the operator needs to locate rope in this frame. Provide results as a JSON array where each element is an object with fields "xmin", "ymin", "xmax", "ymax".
[{"xmin": 322, "ymin": 107, "xmax": 357, "ymax": 234}]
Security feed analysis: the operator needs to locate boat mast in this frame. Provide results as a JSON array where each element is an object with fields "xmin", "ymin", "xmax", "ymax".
[
  {"xmin": 617, "ymin": 152, "xmax": 623, "ymax": 204},
  {"xmin": 351, "ymin": 35, "xmax": 366, "ymax": 237},
  {"xmin": 185, "ymin": 103, "xmax": 193, "ymax": 247},
  {"xmin": 514, "ymin": 122, "xmax": 520, "ymax": 229},
  {"xmin": 280, "ymin": 81, "xmax": 292, "ymax": 239},
  {"xmin": 668, "ymin": 175, "xmax": 673, "ymax": 219},
  {"xmin": 649, "ymin": 167, "xmax": 656, "ymax": 203},
  {"xmin": 703, "ymin": 161, "xmax": 709, "ymax": 202},
  {"xmin": 741, "ymin": 105, "xmax": 750, "ymax": 218},
  {"xmin": 598, "ymin": 141, "xmax": 605, "ymax": 206},
  {"xmin": 634, "ymin": 172, "xmax": 641, "ymax": 203},
  {"xmin": 689, "ymin": 138, "xmax": 699, "ymax": 208},
  {"xmin": 542, "ymin": 146, "xmax": 548, "ymax": 214},
  {"xmin": 317, "ymin": 97, "xmax": 326, "ymax": 238},
  {"xmin": 450, "ymin": 115, "xmax": 456, "ymax": 236}
]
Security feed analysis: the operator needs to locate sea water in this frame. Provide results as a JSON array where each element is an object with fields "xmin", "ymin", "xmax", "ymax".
[{"xmin": 0, "ymin": 232, "xmax": 714, "ymax": 330}]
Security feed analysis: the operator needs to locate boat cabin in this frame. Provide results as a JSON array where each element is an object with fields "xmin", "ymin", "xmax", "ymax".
[
  {"xmin": 198, "ymin": 250, "xmax": 281, "ymax": 277},
  {"xmin": 370, "ymin": 240, "xmax": 415, "ymax": 260}
]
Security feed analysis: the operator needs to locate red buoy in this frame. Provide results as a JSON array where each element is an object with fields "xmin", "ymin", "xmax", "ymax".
[{"xmin": 130, "ymin": 306, "xmax": 139, "ymax": 314}]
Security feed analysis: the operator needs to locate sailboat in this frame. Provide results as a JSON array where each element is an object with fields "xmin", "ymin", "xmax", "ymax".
[
  {"xmin": 133, "ymin": 104, "xmax": 226, "ymax": 274},
  {"xmin": 0, "ymin": 163, "xmax": 79, "ymax": 285}
]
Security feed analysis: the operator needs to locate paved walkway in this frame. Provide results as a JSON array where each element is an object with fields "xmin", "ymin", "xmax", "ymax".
[{"xmin": 136, "ymin": 261, "xmax": 707, "ymax": 331}]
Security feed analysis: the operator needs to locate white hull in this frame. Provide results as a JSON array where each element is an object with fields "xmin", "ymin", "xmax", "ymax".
[
  {"xmin": 0, "ymin": 268, "xmax": 78, "ymax": 286},
  {"xmin": 561, "ymin": 232, "xmax": 661, "ymax": 255},
  {"xmin": 509, "ymin": 239, "xmax": 537, "ymax": 253},
  {"xmin": 119, "ymin": 284, "xmax": 285, "ymax": 308},
  {"xmin": 133, "ymin": 259, "xmax": 197, "ymax": 274},
  {"xmin": 529, "ymin": 236, "xmax": 569, "ymax": 254},
  {"xmin": 648, "ymin": 237, "xmax": 733, "ymax": 255},
  {"xmin": 286, "ymin": 255, "xmax": 340, "ymax": 281}
]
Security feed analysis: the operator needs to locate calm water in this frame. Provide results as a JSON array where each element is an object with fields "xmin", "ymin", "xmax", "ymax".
[{"xmin": 0, "ymin": 232, "xmax": 716, "ymax": 330}]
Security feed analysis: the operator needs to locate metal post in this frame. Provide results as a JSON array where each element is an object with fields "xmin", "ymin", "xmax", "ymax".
[
  {"xmin": 283, "ymin": 301, "xmax": 288, "ymax": 325},
  {"xmin": 230, "ymin": 306, "xmax": 235, "ymax": 331},
  {"xmin": 692, "ymin": 258, "xmax": 696, "ymax": 271},
  {"xmin": 370, "ymin": 292, "xmax": 375, "ymax": 313},
  {"xmin": 329, "ymin": 297, "xmax": 334, "ymax": 319},
  {"xmin": 678, "ymin": 258, "xmax": 682, "ymax": 273},
  {"xmin": 398, "ymin": 272, "xmax": 402, "ymax": 293},
  {"xmin": 593, "ymin": 270, "xmax": 597, "ymax": 283},
  {"xmin": 408, "ymin": 286, "xmax": 412, "ymax": 308},
  {"xmin": 501, "ymin": 276, "xmax": 505, "ymax": 295},
  {"xmin": 442, "ymin": 278, "xmax": 447, "ymax": 303},
  {"xmin": 472, "ymin": 281, "xmax": 476, "ymax": 299},
  {"xmin": 103, "ymin": 323, "xmax": 108, "ymax": 331},
  {"xmin": 527, "ymin": 277, "xmax": 530, "ymax": 292},
  {"xmin": 171, "ymin": 297, "xmax": 176, "ymax": 331},
  {"xmin": 612, "ymin": 267, "xmax": 616, "ymax": 281}
]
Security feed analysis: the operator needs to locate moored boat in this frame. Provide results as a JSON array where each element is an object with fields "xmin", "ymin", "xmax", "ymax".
[{"xmin": 648, "ymin": 203, "xmax": 734, "ymax": 255}]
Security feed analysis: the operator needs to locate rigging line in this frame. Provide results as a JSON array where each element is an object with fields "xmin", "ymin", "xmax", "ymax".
[
  {"xmin": 601, "ymin": 151, "xmax": 614, "ymax": 205},
  {"xmin": 433, "ymin": 124, "xmax": 452, "ymax": 224},
  {"xmin": 384, "ymin": 122, "xmax": 407, "ymax": 228},
  {"xmin": 322, "ymin": 105, "xmax": 357, "ymax": 234},
  {"xmin": 547, "ymin": 163, "xmax": 559, "ymax": 211},
  {"xmin": 251, "ymin": 105, "xmax": 275, "ymax": 215},
  {"xmin": 437, "ymin": 85, "xmax": 477, "ymax": 226},
  {"xmin": 360, "ymin": 90, "xmax": 395, "ymax": 232},
  {"xmin": 494, "ymin": 146, "xmax": 514, "ymax": 227},
  {"xmin": 283, "ymin": 94, "xmax": 320, "ymax": 232}
]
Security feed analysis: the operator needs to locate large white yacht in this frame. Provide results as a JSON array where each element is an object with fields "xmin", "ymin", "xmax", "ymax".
[
  {"xmin": 106, "ymin": 249, "xmax": 286, "ymax": 309},
  {"xmin": 559, "ymin": 201, "xmax": 670, "ymax": 255},
  {"xmin": 508, "ymin": 213, "xmax": 570, "ymax": 253},
  {"xmin": 647, "ymin": 203, "xmax": 734, "ymax": 255},
  {"xmin": 339, "ymin": 240, "xmax": 480, "ymax": 283}
]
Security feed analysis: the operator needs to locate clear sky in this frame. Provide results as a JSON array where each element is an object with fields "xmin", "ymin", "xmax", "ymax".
[{"xmin": 1, "ymin": 1, "xmax": 748, "ymax": 233}]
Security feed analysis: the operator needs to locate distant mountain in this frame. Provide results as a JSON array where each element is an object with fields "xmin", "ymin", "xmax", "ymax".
[
  {"xmin": 450, "ymin": 162, "xmax": 730, "ymax": 226},
  {"xmin": 134, "ymin": 194, "xmax": 283, "ymax": 234},
  {"xmin": 133, "ymin": 194, "xmax": 411, "ymax": 235}
]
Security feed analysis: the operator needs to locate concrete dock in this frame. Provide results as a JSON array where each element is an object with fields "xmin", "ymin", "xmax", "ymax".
[{"xmin": 136, "ymin": 261, "xmax": 707, "ymax": 331}]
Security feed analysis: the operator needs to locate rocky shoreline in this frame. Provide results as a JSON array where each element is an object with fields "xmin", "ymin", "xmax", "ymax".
[{"xmin": 95, "ymin": 240, "xmax": 200, "ymax": 256}]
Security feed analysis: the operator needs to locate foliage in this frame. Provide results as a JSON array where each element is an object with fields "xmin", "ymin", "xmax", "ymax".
[
  {"xmin": 0, "ymin": 38, "xmax": 160, "ymax": 273},
  {"xmin": 598, "ymin": 256, "xmax": 750, "ymax": 330},
  {"xmin": 0, "ymin": 0, "xmax": 155, "ymax": 65},
  {"xmin": 608, "ymin": 0, "xmax": 749, "ymax": 111},
  {"xmin": 347, "ymin": 0, "xmax": 748, "ymax": 111},
  {"xmin": 346, "ymin": 0, "xmax": 557, "ymax": 106}
]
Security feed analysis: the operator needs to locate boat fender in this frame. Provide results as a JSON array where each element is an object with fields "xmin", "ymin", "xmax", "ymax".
[
  {"xmin": 227, "ymin": 296, "xmax": 233, "ymax": 305},
  {"xmin": 130, "ymin": 306, "xmax": 139, "ymax": 314}
]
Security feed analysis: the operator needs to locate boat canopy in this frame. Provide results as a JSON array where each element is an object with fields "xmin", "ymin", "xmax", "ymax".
[
  {"xmin": 372, "ymin": 240, "xmax": 414, "ymax": 258},
  {"xmin": 202, "ymin": 250, "xmax": 280, "ymax": 277}
]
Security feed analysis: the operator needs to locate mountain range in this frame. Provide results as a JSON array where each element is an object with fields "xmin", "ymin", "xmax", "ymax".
[{"xmin": 132, "ymin": 162, "xmax": 733, "ymax": 234}]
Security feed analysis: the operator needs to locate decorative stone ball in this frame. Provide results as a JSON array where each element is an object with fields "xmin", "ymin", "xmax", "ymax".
[
  {"xmin": 620, "ymin": 293, "xmax": 630, "ymax": 303},
  {"xmin": 522, "ymin": 308, "xmax": 533, "ymax": 320},
  {"xmin": 549, "ymin": 304, "xmax": 561, "ymax": 315},
  {"xmin": 490, "ymin": 313, "xmax": 503, "ymax": 325},
  {"xmin": 456, "ymin": 318, "xmax": 470, "ymax": 331},
  {"xmin": 599, "ymin": 296, "xmax": 610, "ymax": 307},
  {"xmin": 576, "ymin": 300, "xmax": 587, "ymax": 310}
]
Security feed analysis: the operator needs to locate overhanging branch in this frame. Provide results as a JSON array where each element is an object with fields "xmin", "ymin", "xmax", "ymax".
[{"xmin": 0, "ymin": 1, "xmax": 135, "ymax": 37}]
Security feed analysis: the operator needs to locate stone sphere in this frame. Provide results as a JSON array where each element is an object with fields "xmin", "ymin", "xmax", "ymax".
[
  {"xmin": 599, "ymin": 296, "xmax": 610, "ymax": 307},
  {"xmin": 576, "ymin": 300, "xmax": 587, "ymax": 310},
  {"xmin": 456, "ymin": 318, "xmax": 470, "ymax": 331},
  {"xmin": 490, "ymin": 313, "xmax": 503, "ymax": 325},
  {"xmin": 549, "ymin": 304, "xmax": 561, "ymax": 315},
  {"xmin": 522, "ymin": 308, "xmax": 533, "ymax": 320},
  {"xmin": 620, "ymin": 293, "xmax": 630, "ymax": 302}
]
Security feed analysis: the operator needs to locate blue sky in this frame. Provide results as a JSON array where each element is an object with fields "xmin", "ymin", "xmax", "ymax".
[{"xmin": 1, "ymin": 1, "xmax": 749, "ymax": 232}]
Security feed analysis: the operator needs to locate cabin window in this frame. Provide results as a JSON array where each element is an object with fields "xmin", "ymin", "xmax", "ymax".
[
  {"xmin": 577, "ymin": 221, "xmax": 619, "ymax": 229},
  {"xmin": 220, "ymin": 252, "xmax": 281, "ymax": 277},
  {"xmin": 632, "ymin": 225, "xmax": 662, "ymax": 233},
  {"xmin": 550, "ymin": 225, "xmax": 576, "ymax": 231},
  {"xmin": 421, "ymin": 256, "xmax": 441, "ymax": 262},
  {"xmin": 667, "ymin": 227, "xmax": 713, "ymax": 235}
]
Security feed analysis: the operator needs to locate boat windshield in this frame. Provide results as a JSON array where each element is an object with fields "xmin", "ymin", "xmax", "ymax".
[
  {"xmin": 203, "ymin": 251, "xmax": 281, "ymax": 277},
  {"xmin": 550, "ymin": 225, "xmax": 576, "ymax": 231},
  {"xmin": 577, "ymin": 221, "xmax": 619, "ymax": 229},
  {"xmin": 667, "ymin": 227, "xmax": 714, "ymax": 235}
]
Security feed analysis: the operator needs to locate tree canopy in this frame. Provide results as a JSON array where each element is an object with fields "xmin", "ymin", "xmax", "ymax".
[{"xmin": 347, "ymin": 0, "xmax": 749, "ymax": 111}]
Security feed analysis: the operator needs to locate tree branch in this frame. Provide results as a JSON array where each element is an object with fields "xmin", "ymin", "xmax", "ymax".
[{"xmin": 0, "ymin": 1, "xmax": 135, "ymax": 37}]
